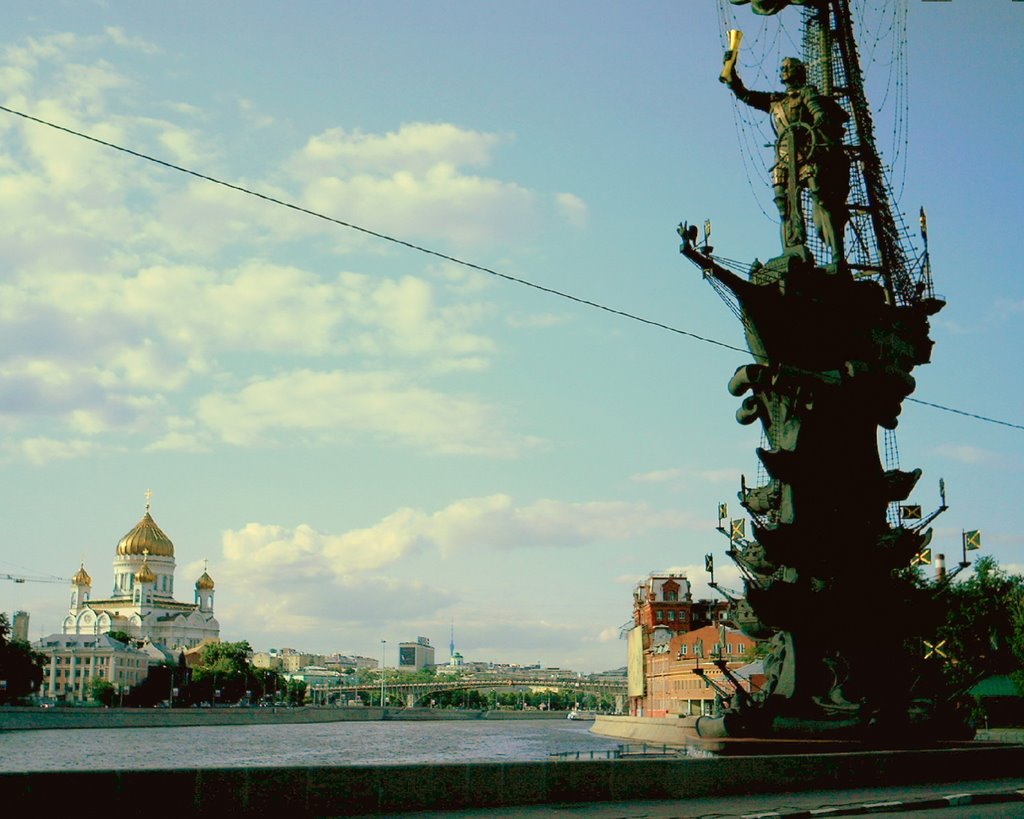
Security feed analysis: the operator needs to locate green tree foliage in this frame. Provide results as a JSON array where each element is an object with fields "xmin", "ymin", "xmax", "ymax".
[
  {"xmin": 107, "ymin": 631, "xmax": 133, "ymax": 646},
  {"xmin": 0, "ymin": 612, "xmax": 46, "ymax": 704},
  {"xmin": 1012, "ymin": 595, "xmax": 1024, "ymax": 696},
  {"xmin": 89, "ymin": 677, "xmax": 116, "ymax": 707},
  {"xmin": 936, "ymin": 557, "xmax": 1024, "ymax": 694},
  {"xmin": 184, "ymin": 641, "xmax": 286, "ymax": 705},
  {"xmin": 286, "ymin": 678, "xmax": 307, "ymax": 706}
]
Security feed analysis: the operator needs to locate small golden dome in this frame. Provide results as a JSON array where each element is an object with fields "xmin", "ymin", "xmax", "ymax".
[
  {"xmin": 195, "ymin": 571, "xmax": 215, "ymax": 591},
  {"xmin": 117, "ymin": 511, "xmax": 175, "ymax": 557},
  {"xmin": 134, "ymin": 559, "xmax": 157, "ymax": 584},
  {"xmin": 72, "ymin": 564, "xmax": 92, "ymax": 586}
]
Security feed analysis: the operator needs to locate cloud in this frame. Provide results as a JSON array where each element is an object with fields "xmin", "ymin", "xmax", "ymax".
[
  {"xmin": 631, "ymin": 468, "xmax": 684, "ymax": 484},
  {"xmin": 18, "ymin": 436, "xmax": 99, "ymax": 465},
  {"xmin": 196, "ymin": 369, "xmax": 525, "ymax": 455},
  {"xmin": 505, "ymin": 312, "xmax": 572, "ymax": 329},
  {"xmin": 630, "ymin": 466, "xmax": 741, "ymax": 487},
  {"xmin": 217, "ymin": 494, "xmax": 687, "ymax": 585},
  {"xmin": 104, "ymin": 27, "xmax": 161, "ymax": 55},
  {"xmin": 933, "ymin": 443, "xmax": 1002, "ymax": 465},
  {"xmin": 0, "ymin": 257, "xmax": 501, "ymax": 455},
  {"xmin": 555, "ymin": 192, "xmax": 588, "ymax": 228},
  {"xmin": 286, "ymin": 123, "xmax": 539, "ymax": 246},
  {"xmin": 291, "ymin": 123, "xmax": 502, "ymax": 176},
  {"xmin": 0, "ymin": 34, "xmax": 580, "ymax": 466},
  {"xmin": 260, "ymin": 494, "xmax": 692, "ymax": 563}
]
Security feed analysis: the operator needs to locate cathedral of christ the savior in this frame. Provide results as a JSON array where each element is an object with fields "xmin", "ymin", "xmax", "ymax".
[{"xmin": 61, "ymin": 495, "xmax": 220, "ymax": 651}]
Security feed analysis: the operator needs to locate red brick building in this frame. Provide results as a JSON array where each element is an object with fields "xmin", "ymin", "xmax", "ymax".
[
  {"xmin": 627, "ymin": 573, "xmax": 762, "ymax": 717},
  {"xmin": 632, "ymin": 573, "xmax": 730, "ymax": 635}
]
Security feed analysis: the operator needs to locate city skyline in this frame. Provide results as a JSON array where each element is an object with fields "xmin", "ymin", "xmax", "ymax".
[{"xmin": 2, "ymin": 2, "xmax": 1022, "ymax": 672}]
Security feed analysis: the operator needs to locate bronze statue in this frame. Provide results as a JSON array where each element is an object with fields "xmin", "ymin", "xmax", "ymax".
[
  {"xmin": 722, "ymin": 56, "xmax": 849, "ymax": 266},
  {"xmin": 675, "ymin": 1, "xmax": 960, "ymax": 743}
]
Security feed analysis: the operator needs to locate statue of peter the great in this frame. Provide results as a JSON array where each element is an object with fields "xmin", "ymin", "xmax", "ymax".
[{"xmin": 722, "ymin": 54, "xmax": 849, "ymax": 267}]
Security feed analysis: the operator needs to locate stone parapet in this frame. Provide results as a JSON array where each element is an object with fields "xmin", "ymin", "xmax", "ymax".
[{"xmin": 3, "ymin": 746, "xmax": 1023, "ymax": 815}]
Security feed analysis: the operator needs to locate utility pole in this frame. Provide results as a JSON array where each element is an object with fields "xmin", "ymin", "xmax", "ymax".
[{"xmin": 380, "ymin": 640, "xmax": 386, "ymax": 712}]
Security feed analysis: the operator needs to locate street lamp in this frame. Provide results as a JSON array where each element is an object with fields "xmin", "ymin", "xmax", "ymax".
[{"xmin": 380, "ymin": 640, "xmax": 386, "ymax": 711}]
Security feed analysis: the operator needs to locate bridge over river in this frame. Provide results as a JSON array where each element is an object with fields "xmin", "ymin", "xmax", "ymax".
[{"xmin": 309, "ymin": 676, "xmax": 628, "ymax": 710}]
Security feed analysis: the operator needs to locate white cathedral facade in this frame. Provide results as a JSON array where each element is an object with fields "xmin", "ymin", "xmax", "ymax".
[{"xmin": 62, "ymin": 498, "xmax": 220, "ymax": 650}]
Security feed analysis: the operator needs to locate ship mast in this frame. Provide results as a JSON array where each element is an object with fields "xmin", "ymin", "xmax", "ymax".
[{"xmin": 803, "ymin": 0, "xmax": 922, "ymax": 306}]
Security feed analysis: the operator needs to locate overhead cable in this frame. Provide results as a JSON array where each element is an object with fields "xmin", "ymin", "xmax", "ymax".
[{"xmin": 0, "ymin": 103, "xmax": 1019, "ymax": 433}]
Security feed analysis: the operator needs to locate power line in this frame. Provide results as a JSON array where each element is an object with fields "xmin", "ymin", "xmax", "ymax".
[
  {"xmin": 0, "ymin": 104, "xmax": 1020, "ymax": 434},
  {"xmin": 905, "ymin": 398, "xmax": 1024, "ymax": 432},
  {"xmin": 0, "ymin": 103, "xmax": 748, "ymax": 358}
]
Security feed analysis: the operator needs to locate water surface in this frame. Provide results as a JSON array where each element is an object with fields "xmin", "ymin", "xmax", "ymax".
[{"xmin": 1, "ymin": 719, "xmax": 622, "ymax": 771}]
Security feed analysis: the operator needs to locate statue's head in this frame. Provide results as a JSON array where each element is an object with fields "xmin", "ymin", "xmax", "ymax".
[{"xmin": 780, "ymin": 57, "xmax": 807, "ymax": 88}]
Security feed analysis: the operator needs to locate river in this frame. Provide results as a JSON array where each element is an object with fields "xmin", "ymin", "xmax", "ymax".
[{"xmin": 1, "ymin": 719, "xmax": 623, "ymax": 771}]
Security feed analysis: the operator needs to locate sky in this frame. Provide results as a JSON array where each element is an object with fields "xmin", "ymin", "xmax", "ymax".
[{"xmin": 1, "ymin": 1, "xmax": 1021, "ymax": 673}]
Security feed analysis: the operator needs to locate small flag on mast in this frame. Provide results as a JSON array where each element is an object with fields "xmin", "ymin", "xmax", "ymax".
[
  {"xmin": 730, "ymin": 519, "xmax": 745, "ymax": 543},
  {"xmin": 963, "ymin": 530, "xmax": 981, "ymax": 551}
]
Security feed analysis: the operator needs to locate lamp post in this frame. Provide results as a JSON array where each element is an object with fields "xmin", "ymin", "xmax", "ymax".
[{"xmin": 380, "ymin": 640, "xmax": 386, "ymax": 711}]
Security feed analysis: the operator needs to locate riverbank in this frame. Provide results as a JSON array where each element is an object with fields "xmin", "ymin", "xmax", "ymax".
[
  {"xmin": 592, "ymin": 714, "xmax": 1024, "ymax": 751},
  {"xmin": 0, "ymin": 705, "xmax": 567, "ymax": 732}
]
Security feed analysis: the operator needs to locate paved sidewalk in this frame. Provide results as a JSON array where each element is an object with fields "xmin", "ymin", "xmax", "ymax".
[{"xmin": 380, "ymin": 778, "xmax": 1024, "ymax": 818}]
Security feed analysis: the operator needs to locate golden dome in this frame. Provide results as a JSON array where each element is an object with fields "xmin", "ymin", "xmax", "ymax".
[
  {"xmin": 134, "ymin": 559, "xmax": 156, "ymax": 584},
  {"xmin": 195, "ymin": 571, "xmax": 215, "ymax": 591},
  {"xmin": 72, "ymin": 564, "xmax": 92, "ymax": 586},
  {"xmin": 117, "ymin": 511, "xmax": 175, "ymax": 557}
]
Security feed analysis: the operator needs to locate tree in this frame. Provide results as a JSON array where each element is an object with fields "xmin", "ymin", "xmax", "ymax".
[
  {"xmin": 89, "ymin": 677, "xmax": 116, "ymax": 707},
  {"xmin": 936, "ymin": 557, "xmax": 1024, "ymax": 693},
  {"xmin": 0, "ymin": 613, "xmax": 46, "ymax": 704},
  {"xmin": 286, "ymin": 678, "xmax": 307, "ymax": 706},
  {"xmin": 189, "ymin": 641, "xmax": 257, "ymax": 704}
]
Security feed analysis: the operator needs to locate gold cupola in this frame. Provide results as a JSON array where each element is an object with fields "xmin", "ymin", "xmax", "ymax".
[
  {"xmin": 71, "ymin": 563, "xmax": 92, "ymax": 586},
  {"xmin": 134, "ymin": 557, "xmax": 157, "ymax": 585},
  {"xmin": 117, "ymin": 494, "xmax": 175, "ymax": 558},
  {"xmin": 195, "ymin": 571, "xmax": 215, "ymax": 591}
]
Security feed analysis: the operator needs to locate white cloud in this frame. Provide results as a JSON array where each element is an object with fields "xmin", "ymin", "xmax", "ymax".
[
  {"xmin": 196, "ymin": 369, "xmax": 524, "ymax": 455},
  {"xmin": 0, "ymin": 36, "xmax": 574, "ymax": 466},
  {"xmin": 505, "ymin": 312, "xmax": 572, "ymax": 329},
  {"xmin": 19, "ymin": 436, "xmax": 98, "ymax": 465},
  {"xmin": 933, "ymin": 443, "xmax": 1002, "ymax": 465},
  {"xmin": 219, "ymin": 494, "xmax": 688, "ymax": 585},
  {"xmin": 291, "ymin": 123, "xmax": 502, "ymax": 176},
  {"xmin": 286, "ymin": 123, "xmax": 538, "ymax": 246},
  {"xmin": 104, "ymin": 27, "xmax": 161, "ymax": 55},
  {"xmin": 631, "ymin": 468, "xmax": 684, "ymax": 484},
  {"xmin": 252, "ymin": 494, "xmax": 692, "ymax": 564},
  {"xmin": 555, "ymin": 192, "xmax": 588, "ymax": 228},
  {"xmin": 630, "ymin": 466, "xmax": 740, "ymax": 487}
]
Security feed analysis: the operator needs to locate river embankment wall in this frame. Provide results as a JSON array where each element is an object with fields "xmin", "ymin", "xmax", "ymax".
[
  {"xmin": 4, "ymin": 745, "xmax": 1023, "ymax": 815},
  {"xmin": 592, "ymin": 715, "xmax": 1024, "ymax": 749},
  {"xmin": 0, "ymin": 705, "xmax": 565, "ymax": 732}
]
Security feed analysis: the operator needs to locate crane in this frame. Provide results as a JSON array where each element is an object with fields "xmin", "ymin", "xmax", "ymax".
[{"xmin": 2, "ymin": 572, "xmax": 69, "ymax": 585}]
